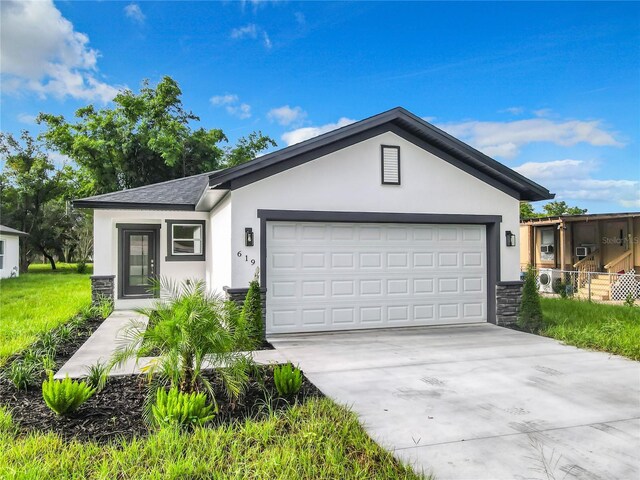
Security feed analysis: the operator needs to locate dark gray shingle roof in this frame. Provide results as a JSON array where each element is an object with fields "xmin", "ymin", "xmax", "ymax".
[{"xmin": 73, "ymin": 171, "xmax": 216, "ymax": 210}]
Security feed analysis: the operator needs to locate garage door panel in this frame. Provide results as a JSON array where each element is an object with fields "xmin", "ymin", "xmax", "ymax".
[{"xmin": 267, "ymin": 222, "xmax": 487, "ymax": 334}]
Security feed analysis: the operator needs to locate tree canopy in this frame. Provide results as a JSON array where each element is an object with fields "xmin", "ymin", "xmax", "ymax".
[
  {"xmin": 38, "ymin": 76, "xmax": 276, "ymax": 194},
  {"xmin": 0, "ymin": 131, "xmax": 77, "ymax": 270},
  {"xmin": 520, "ymin": 201, "xmax": 588, "ymax": 221}
]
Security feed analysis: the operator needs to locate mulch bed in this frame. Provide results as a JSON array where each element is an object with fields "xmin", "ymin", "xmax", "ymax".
[
  {"xmin": 3, "ymin": 315, "xmax": 105, "ymax": 372},
  {"xmin": 0, "ymin": 366, "xmax": 322, "ymax": 444}
]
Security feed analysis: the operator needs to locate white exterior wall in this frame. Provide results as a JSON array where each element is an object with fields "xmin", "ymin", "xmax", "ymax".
[
  {"xmin": 228, "ymin": 131, "xmax": 520, "ymax": 288},
  {"xmin": 94, "ymin": 209, "xmax": 209, "ymax": 308},
  {"xmin": 0, "ymin": 235, "xmax": 20, "ymax": 279},
  {"xmin": 207, "ymin": 194, "xmax": 232, "ymax": 294}
]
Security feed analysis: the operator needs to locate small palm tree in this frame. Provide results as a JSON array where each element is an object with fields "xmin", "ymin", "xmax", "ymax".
[{"xmin": 110, "ymin": 278, "xmax": 256, "ymax": 408}]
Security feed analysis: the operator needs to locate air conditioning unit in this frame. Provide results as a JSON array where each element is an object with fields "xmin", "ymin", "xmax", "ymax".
[
  {"xmin": 541, "ymin": 245, "xmax": 554, "ymax": 254},
  {"xmin": 575, "ymin": 246, "xmax": 591, "ymax": 258},
  {"xmin": 538, "ymin": 268, "xmax": 562, "ymax": 293}
]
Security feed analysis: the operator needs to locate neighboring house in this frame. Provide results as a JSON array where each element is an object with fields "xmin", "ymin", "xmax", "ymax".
[
  {"xmin": 73, "ymin": 107, "xmax": 553, "ymax": 333},
  {"xmin": 0, "ymin": 225, "xmax": 28, "ymax": 279},
  {"xmin": 520, "ymin": 212, "xmax": 640, "ymax": 300}
]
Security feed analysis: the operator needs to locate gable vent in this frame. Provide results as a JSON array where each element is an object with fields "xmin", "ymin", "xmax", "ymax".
[{"xmin": 381, "ymin": 145, "xmax": 400, "ymax": 185}]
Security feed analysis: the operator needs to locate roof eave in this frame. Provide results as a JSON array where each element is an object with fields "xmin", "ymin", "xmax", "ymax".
[{"xmin": 72, "ymin": 200, "xmax": 196, "ymax": 211}]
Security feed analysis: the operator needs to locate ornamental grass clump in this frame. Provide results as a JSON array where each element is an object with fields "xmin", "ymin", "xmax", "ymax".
[
  {"xmin": 274, "ymin": 363, "xmax": 303, "ymax": 398},
  {"xmin": 42, "ymin": 373, "xmax": 96, "ymax": 415},
  {"xmin": 152, "ymin": 387, "xmax": 216, "ymax": 428},
  {"xmin": 7, "ymin": 360, "xmax": 38, "ymax": 391},
  {"xmin": 83, "ymin": 361, "xmax": 109, "ymax": 392}
]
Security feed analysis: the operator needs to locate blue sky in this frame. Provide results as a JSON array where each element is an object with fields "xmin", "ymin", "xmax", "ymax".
[{"xmin": 1, "ymin": 1, "xmax": 639, "ymax": 212}]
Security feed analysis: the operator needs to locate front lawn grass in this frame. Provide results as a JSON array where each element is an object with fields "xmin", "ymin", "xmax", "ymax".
[
  {"xmin": 540, "ymin": 297, "xmax": 640, "ymax": 360},
  {"xmin": 0, "ymin": 398, "xmax": 423, "ymax": 479},
  {"xmin": 0, "ymin": 265, "xmax": 91, "ymax": 365}
]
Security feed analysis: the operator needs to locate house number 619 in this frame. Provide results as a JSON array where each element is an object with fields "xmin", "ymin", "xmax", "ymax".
[{"xmin": 237, "ymin": 251, "xmax": 256, "ymax": 265}]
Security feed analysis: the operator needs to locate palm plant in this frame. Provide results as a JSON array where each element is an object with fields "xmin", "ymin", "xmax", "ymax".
[{"xmin": 110, "ymin": 278, "xmax": 256, "ymax": 410}]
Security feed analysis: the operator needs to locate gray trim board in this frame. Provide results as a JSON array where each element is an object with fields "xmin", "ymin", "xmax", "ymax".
[
  {"xmin": 165, "ymin": 220, "xmax": 206, "ymax": 262},
  {"xmin": 257, "ymin": 209, "xmax": 502, "ymax": 325}
]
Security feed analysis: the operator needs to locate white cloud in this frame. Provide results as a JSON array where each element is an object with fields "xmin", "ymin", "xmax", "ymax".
[
  {"xmin": 437, "ymin": 117, "xmax": 623, "ymax": 159},
  {"xmin": 268, "ymin": 105, "xmax": 307, "ymax": 126},
  {"xmin": 282, "ymin": 117, "xmax": 356, "ymax": 146},
  {"xmin": 0, "ymin": 0, "xmax": 120, "ymax": 103},
  {"xmin": 210, "ymin": 94, "xmax": 239, "ymax": 106},
  {"xmin": 17, "ymin": 113, "xmax": 37, "ymax": 124},
  {"xmin": 515, "ymin": 159, "xmax": 639, "ymax": 208},
  {"xmin": 230, "ymin": 23, "xmax": 272, "ymax": 49},
  {"xmin": 533, "ymin": 108, "xmax": 553, "ymax": 118},
  {"xmin": 210, "ymin": 94, "xmax": 251, "ymax": 119},
  {"xmin": 263, "ymin": 31, "xmax": 272, "ymax": 49},
  {"xmin": 501, "ymin": 107, "xmax": 524, "ymax": 115},
  {"xmin": 228, "ymin": 103, "xmax": 252, "ymax": 119},
  {"xmin": 48, "ymin": 151, "xmax": 72, "ymax": 168},
  {"xmin": 231, "ymin": 24, "xmax": 258, "ymax": 40},
  {"xmin": 294, "ymin": 12, "xmax": 306, "ymax": 25},
  {"xmin": 124, "ymin": 3, "xmax": 145, "ymax": 24}
]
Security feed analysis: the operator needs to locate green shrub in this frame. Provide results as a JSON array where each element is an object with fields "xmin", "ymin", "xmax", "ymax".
[
  {"xmin": 7, "ymin": 360, "xmax": 38, "ymax": 390},
  {"xmin": 274, "ymin": 363, "xmax": 303, "ymax": 397},
  {"xmin": 518, "ymin": 265, "xmax": 543, "ymax": 333},
  {"xmin": 152, "ymin": 387, "xmax": 216, "ymax": 428},
  {"xmin": 84, "ymin": 361, "xmax": 109, "ymax": 392},
  {"xmin": 624, "ymin": 294, "xmax": 636, "ymax": 308},
  {"xmin": 241, "ymin": 275, "xmax": 263, "ymax": 343},
  {"xmin": 42, "ymin": 373, "xmax": 96, "ymax": 415},
  {"xmin": 552, "ymin": 279, "xmax": 570, "ymax": 299},
  {"xmin": 76, "ymin": 261, "xmax": 88, "ymax": 274}
]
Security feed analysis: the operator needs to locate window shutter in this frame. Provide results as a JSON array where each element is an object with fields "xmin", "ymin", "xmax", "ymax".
[{"xmin": 381, "ymin": 145, "xmax": 400, "ymax": 185}]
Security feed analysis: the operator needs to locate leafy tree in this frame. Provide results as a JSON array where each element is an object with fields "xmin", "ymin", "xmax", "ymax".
[
  {"xmin": 519, "ymin": 202, "xmax": 539, "ymax": 221},
  {"xmin": 225, "ymin": 131, "xmax": 276, "ymax": 168},
  {"xmin": 39, "ymin": 76, "xmax": 275, "ymax": 194},
  {"xmin": 542, "ymin": 201, "xmax": 587, "ymax": 217},
  {"xmin": 520, "ymin": 201, "xmax": 587, "ymax": 221},
  {"xmin": 0, "ymin": 131, "xmax": 73, "ymax": 270}
]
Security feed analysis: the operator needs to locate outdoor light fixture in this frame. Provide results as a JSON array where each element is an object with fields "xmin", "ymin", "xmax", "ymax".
[
  {"xmin": 505, "ymin": 230, "xmax": 516, "ymax": 247},
  {"xmin": 245, "ymin": 227, "xmax": 254, "ymax": 247}
]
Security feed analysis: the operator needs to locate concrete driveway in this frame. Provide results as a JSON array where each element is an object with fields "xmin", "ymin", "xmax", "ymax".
[{"xmin": 269, "ymin": 324, "xmax": 640, "ymax": 480}]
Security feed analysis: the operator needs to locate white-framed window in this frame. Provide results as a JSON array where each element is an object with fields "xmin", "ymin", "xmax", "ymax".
[
  {"xmin": 165, "ymin": 220, "xmax": 206, "ymax": 261},
  {"xmin": 0, "ymin": 240, "xmax": 4, "ymax": 269}
]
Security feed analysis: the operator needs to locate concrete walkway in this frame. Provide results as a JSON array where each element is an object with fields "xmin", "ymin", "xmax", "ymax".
[
  {"xmin": 56, "ymin": 310, "xmax": 287, "ymax": 378},
  {"xmin": 269, "ymin": 324, "xmax": 640, "ymax": 480}
]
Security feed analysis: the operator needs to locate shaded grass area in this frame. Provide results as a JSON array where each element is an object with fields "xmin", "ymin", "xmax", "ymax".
[
  {"xmin": 0, "ymin": 266, "xmax": 91, "ymax": 365},
  {"xmin": 27, "ymin": 263, "xmax": 93, "ymax": 274},
  {"xmin": 541, "ymin": 298, "xmax": 640, "ymax": 360},
  {"xmin": 0, "ymin": 399, "xmax": 423, "ymax": 479}
]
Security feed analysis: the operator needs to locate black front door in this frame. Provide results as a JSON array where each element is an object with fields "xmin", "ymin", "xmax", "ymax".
[{"xmin": 119, "ymin": 227, "xmax": 159, "ymax": 298}]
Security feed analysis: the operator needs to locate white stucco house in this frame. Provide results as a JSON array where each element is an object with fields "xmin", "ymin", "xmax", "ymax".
[
  {"xmin": 74, "ymin": 107, "xmax": 553, "ymax": 334},
  {"xmin": 0, "ymin": 225, "xmax": 28, "ymax": 279}
]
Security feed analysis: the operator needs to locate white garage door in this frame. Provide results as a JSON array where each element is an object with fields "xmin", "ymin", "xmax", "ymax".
[{"xmin": 266, "ymin": 222, "xmax": 487, "ymax": 334}]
